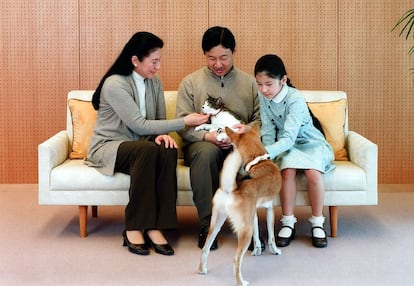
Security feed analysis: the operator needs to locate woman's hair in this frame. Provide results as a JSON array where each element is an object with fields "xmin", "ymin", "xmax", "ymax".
[
  {"xmin": 201, "ymin": 26, "xmax": 236, "ymax": 53},
  {"xmin": 92, "ymin": 32, "xmax": 164, "ymax": 110},
  {"xmin": 254, "ymin": 54, "xmax": 294, "ymax": 88}
]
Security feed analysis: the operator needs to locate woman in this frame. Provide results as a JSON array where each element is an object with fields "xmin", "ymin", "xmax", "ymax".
[
  {"xmin": 87, "ymin": 32, "xmax": 209, "ymax": 256},
  {"xmin": 254, "ymin": 54, "xmax": 335, "ymax": 248}
]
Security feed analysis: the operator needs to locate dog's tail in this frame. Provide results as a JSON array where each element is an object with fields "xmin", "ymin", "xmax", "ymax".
[{"xmin": 220, "ymin": 150, "xmax": 243, "ymax": 193}]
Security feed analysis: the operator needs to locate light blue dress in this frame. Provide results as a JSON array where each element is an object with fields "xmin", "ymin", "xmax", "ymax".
[{"xmin": 260, "ymin": 85, "xmax": 335, "ymax": 173}]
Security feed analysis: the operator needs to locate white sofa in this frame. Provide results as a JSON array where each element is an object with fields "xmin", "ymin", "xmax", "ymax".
[{"xmin": 38, "ymin": 90, "xmax": 378, "ymax": 238}]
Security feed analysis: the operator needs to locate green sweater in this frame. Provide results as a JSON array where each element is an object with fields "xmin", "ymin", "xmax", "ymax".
[{"xmin": 176, "ymin": 66, "xmax": 260, "ymax": 147}]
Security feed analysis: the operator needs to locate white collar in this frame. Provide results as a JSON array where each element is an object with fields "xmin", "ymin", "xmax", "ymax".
[
  {"xmin": 272, "ymin": 84, "xmax": 288, "ymax": 103},
  {"xmin": 245, "ymin": 154, "xmax": 270, "ymax": 171},
  {"xmin": 132, "ymin": 71, "xmax": 145, "ymax": 83}
]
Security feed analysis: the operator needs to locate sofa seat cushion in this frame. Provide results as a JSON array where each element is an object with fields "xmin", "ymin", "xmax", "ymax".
[
  {"xmin": 50, "ymin": 159, "xmax": 193, "ymax": 192},
  {"xmin": 50, "ymin": 159, "xmax": 130, "ymax": 190},
  {"xmin": 51, "ymin": 160, "xmax": 364, "ymax": 193},
  {"xmin": 177, "ymin": 159, "xmax": 191, "ymax": 191},
  {"xmin": 295, "ymin": 161, "xmax": 366, "ymax": 192}
]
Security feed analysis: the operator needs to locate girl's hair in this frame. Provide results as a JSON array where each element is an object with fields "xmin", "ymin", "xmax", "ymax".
[
  {"xmin": 254, "ymin": 54, "xmax": 294, "ymax": 88},
  {"xmin": 92, "ymin": 32, "xmax": 164, "ymax": 110},
  {"xmin": 201, "ymin": 26, "xmax": 236, "ymax": 53}
]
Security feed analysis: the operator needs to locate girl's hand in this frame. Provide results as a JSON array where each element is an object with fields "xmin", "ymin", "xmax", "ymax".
[
  {"xmin": 155, "ymin": 134, "xmax": 178, "ymax": 149},
  {"xmin": 231, "ymin": 124, "xmax": 252, "ymax": 134}
]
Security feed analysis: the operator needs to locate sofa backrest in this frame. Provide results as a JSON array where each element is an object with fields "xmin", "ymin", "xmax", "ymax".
[{"xmin": 66, "ymin": 90, "xmax": 348, "ymax": 161}]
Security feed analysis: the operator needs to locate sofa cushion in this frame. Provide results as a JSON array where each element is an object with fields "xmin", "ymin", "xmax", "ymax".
[
  {"xmin": 308, "ymin": 99, "xmax": 348, "ymax": 161},
  {"xmin": 50, "ymin": 159, "xmax": 193, "ymax": 192},
  {"xmin": 68, "ymin": 99, "xmax": 97, "ymax": 159},
  {"xmin": 50, "ymin": 159, "xmax": 130, "ymax": 190}
]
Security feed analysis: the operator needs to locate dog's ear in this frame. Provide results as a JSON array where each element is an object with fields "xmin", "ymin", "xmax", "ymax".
[
  {"xmin": 225, "ymin": 126, "xmax": 235, "ymax": 135},
  {"xmin": 249, "ymin": 124, "xmax": 260, "ymax": 136}
]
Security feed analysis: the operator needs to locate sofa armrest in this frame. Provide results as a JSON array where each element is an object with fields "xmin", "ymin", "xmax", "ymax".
[
  {"xmin": 346, "ymin": 130, "xmax": 378, "ymax": 204},
  {"xmin": 38, "ymin": 131, "xmax": 70, "ymax": 203}
]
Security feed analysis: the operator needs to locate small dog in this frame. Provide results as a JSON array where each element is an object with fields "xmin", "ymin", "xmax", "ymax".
[
  {"xmin": 195, "ymin": 96, "xmax": 243, "ymax": 141},
  {"xmin": 198, "ymin": 126, "xmax": 282, "ymax": 286}
]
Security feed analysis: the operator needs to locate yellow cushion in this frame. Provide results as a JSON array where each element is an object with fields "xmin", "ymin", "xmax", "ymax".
[
  {"xmin": 308, "ymin": 99, "xmax": 348, "ymax": 161},
  {"xmin": 68, "ymin": 99, "xmax": 97, "ymax": 159}
]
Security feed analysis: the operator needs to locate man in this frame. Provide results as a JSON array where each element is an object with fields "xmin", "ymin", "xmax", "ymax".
[{"xmin": 176, "ymin": 26, "xmax": 260, "ymax": 249}]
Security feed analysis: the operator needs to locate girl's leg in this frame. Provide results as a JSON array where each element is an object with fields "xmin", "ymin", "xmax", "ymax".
[
  {"xmin": 304, "ymin": 169, "xmax": 328, "ymax": 247},
  {"xmin": 276, "ymin": 168, "xmax": 298, "ymax": 247},
  {"xmin": 305, "ymin": 169, "xmax": 325, "ymax": 217},
  {"xmin": 280, "ymin": 168, "xmax": 297, "ymax": 216}
]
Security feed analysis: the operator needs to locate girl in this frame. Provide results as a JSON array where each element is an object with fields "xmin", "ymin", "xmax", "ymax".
[{"xmin": 254, "ymin": 54, "xmax": 335, "ymax": 248}]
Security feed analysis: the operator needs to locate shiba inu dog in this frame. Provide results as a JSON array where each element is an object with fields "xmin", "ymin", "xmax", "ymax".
[{"xmin": 198, "ymin": 126, "xmax": 282, "ymax": 286}]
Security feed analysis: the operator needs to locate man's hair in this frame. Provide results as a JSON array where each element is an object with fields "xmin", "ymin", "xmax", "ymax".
[{"xmin": 202, "ymin": 26, "xmax": 236, "ymax": 53}]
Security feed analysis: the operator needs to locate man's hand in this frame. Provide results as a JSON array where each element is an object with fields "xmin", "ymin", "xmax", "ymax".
[{"xmin": 203, "ymin": 131, "xmax": 232, "ymax": 149}]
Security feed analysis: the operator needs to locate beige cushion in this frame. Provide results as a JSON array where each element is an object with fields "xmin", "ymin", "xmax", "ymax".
[
  {"xmin": 308, "ymin": 99, "xmax": 348, "ymax": 161},
  {"xmin": 68, "ymin": 99, "xmax": 96, "ymax": 159}
]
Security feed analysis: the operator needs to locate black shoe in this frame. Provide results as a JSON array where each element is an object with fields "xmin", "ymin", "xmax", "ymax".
[
  {"xmin": 122, "ymin": 230, "xmax": 150, "ymax": 256},
  {"xmin": 248, "ymin": 235, "xmax": 265, "ymax": 251},
  {"xmin": 144, "ymin": 231, "xmax": 175, "ymax": 256},
  {"xmin": 151, "ymin": 242, "xmax": 175, "ymax": 256},
  {"xmin": 311, "ymin": 226, "xmax": 328, "ymax": 248},
  {"xmin": 198, "ymin": 227, "xmax": 218, "ymax": 250},
  {"xmin": 276, "ymin": 225, "xmax": 296, "ymax": 247}
]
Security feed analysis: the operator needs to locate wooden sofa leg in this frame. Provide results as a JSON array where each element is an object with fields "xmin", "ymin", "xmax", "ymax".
[
  {"xmin": 79, "ymin": 205, "xmax": 88, "ymax": 238},
  {"xmin": 329, "ymin": 206, "xmax": 338, "ymax": 238},
  {"xmin": 92, "ymin": 205, "xmax": 98, "ymax": 217}
]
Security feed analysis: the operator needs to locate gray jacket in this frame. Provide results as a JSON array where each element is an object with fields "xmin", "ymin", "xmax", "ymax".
[{"xmin": 86, "ymin": 74, "xmax": 184, "ymax": 175}]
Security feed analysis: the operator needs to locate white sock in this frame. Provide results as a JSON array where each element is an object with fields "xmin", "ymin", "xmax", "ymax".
[
  {"xmin": 309, "ymin": 215, "xmax": 326, "ymax": 238},
  {"xmin": 278, "ymin": 215, "xmax": 297, "ymax": 238}
]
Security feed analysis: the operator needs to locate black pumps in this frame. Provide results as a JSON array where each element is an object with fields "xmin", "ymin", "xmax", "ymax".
[
  {"xmin": 144, "ymin": 231, "xmax": 174, "ymax": 256},
  {"xmin": 122, "ymin": 230, "xmax": 149, "ymax": 256},
  {"xmin": 150, "ymin": 241, "xmax": 175, "ymax": 256},
  {"xmin": 123, "ymin": 230, "xmax": 175, "ymax": 256}
]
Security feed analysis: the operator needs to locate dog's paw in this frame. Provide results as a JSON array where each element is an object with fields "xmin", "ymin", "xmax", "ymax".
[
  {"xmin": 250, "ymin": 247, "xmax": 263, "ymax": 256},
  {"xmin": 268, "ymin": 243, "xmax": 282, "ymax": 255},
  {"xmin": 198, "ymin": 264, "xmax": 208, "ymax": 275},
  {"xmin": 238, "ymin": 280, "xmax": 250, "ymax": 286}
]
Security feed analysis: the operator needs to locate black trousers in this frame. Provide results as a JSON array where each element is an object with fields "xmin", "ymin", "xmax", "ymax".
[{"xmin": 115, "ymin": 140, "xmax": 178, "ymax": 231}]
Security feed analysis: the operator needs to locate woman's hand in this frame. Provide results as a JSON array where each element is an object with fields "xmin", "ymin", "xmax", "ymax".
[
  {"xmin": 155, "ymin": 134, "xmax": 178, "ymax": 149},
  {"xmin": 183, "ymin": 113, "xmax": 210, "ymax": 127}
]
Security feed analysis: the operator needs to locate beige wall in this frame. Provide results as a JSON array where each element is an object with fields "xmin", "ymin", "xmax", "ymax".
[{"xmin": 0, "ymin": 0, "xmax": 413, "ymax": 184}]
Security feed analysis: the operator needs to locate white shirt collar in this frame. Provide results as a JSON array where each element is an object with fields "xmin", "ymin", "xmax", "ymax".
[
  {"xmin": 132, "ymin": 71, "xmax": 145, "ymax": 83},
  {"xmin": 272, "ymin": 84, "xmax": 288, "ymax": 103},
  {"xmin": 132, "ymin": 71, "xmax": 146, "ymax": 117}
]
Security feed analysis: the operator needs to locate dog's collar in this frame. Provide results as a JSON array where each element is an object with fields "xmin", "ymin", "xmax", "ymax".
[{"xmin": 245, "ymin": 154, "xmax": 270, "ymax": 171}]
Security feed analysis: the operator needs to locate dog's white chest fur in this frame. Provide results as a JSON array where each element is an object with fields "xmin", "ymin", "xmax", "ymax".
[{"xmin": 195, "ymin": 98, "xmax": 241, "ymax": 141}]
